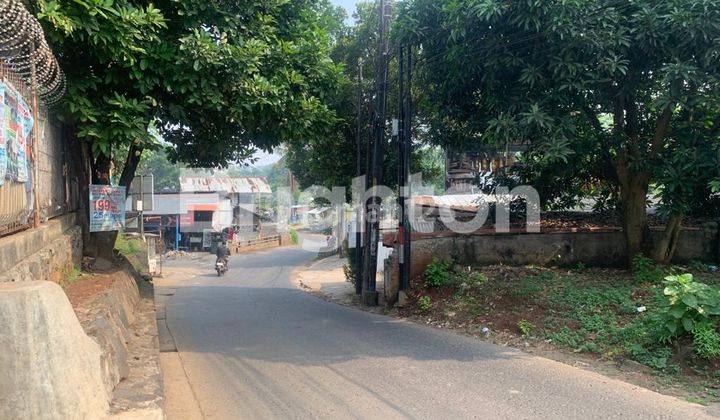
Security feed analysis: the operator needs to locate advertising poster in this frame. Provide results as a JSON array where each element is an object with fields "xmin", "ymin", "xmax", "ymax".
[
  {"xmin": 1, "ymin": 81, "xmax": 33, "ymax": 183},
  {"xmin": 89, "ymin": 185, "xmax": 126, "ymax": 232}
]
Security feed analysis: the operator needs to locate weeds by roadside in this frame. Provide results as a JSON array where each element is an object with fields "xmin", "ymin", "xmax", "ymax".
[
  {"xmin": 115, "ymin": 231, "xmax": 143, "ymax": 257},
  {"xmin": 403, "ymin": 256, "xmax": 720, "ymax": 404},
  {"xmin": 63, "ymin": 265, "xmax": 82, "ymax": 284}
]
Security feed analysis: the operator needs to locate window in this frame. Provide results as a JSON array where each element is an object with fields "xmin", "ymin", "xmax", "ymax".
[{"xmin": 193, "ymin": 211, "xmax": 213, "ymax": 222}]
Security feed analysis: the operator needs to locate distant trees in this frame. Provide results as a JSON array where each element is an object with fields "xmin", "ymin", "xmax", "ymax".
[{"xmin": 397, "ymin": 0, "xmax": 720, "ymax": 263}]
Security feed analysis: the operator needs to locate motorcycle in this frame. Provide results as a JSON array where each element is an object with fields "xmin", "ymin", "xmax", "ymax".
[{"xmin": 215, "ymin": 259, "xmax": 228, "ymax": 276}]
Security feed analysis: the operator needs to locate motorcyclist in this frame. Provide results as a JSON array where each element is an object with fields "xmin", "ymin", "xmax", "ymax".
[{"xmin": 216, "ymin": 241, "xmax": 230, "ymax": 268}]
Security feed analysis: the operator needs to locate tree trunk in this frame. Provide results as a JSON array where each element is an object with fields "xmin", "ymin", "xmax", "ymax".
[
  {"xmin": 85, "ymin": 230, "xmax": 119, "ymax": 260},
  {"xmin": 651, "ymin": 214, "xmax": 682, "ymax": 265},
  {"xmin": 118, "ymin": 144, "xmax": 143, "ymax": 193},
  {"xmin": 617, "ymin": 148, "xmax": 649, "ymax": 266},
  {"xmin": 86, "ymin": 148, "xmax": 119, "ymax": 261},
  {"xmin": 620, "ymin": 180, "xmax": 648, "ymax": 264},
  {"xmin": 93, "ymin": 152, "xmax": 112, "ymax": 184}
]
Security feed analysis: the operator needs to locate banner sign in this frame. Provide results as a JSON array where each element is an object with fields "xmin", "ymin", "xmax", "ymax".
[
  {"xmin": 89, "ymin": 185, "xmax": 126, "ymax": 232},
  {"xmin": 0, "ymin": 80, "xmax": 33, "ymax": 186}
]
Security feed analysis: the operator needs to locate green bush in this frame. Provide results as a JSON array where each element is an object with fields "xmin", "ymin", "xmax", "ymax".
[
  {"xmin": 343, "ymin": 264, "xmax": 356, "ymax": 286},
  {"xmin": 518, "ymin": 319, "xmax": 534, "ymax": 336},
  {"xmin": 632, "ymin": 253, "xmax": 665, "ymax": 284},
  {"xmin": 692, "ymin": 323, "xmax": 720, "ymax": 359},
  {"xmin": 344, "ymin": 238, "xmax": 359, "ymax": 285},
  {"xmin": 289, "ymin": 228, "xmax": 299, "ymax": 245},
  {"xmin": 424, "ymin": 258, "xmax": 453, "ymax": 287},
  {"xmin": 64, "ymin": 265, "xmax": 81, "ymax": 284},
  {"xmin": 418, "ymin": 295, "xmax": 432, "ymax": 311},
  {"xmin": 659, "ymin": 273, "xmax": 720, "ymax": 340}
]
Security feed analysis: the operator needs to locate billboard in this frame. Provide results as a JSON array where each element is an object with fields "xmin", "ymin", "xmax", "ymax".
[{"xmin": 89, "ymin": 185, "xmax": 126, "ymax": 232}]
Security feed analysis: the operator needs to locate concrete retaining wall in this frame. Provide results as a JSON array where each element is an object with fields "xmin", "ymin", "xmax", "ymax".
[
  {"xmin": 383, "ymin": 224, "xmax": 720, "ymax": 305},
  {"xmin": 0, "ymin": 213, "xmax": 82, "ymax": 283},
  {"xmin": 73, "ymin": 268, "xmax": 141, "ymax": 397},
  {"xmin": 0, "ymin": 281, "xmax": 110, "ymax": 419}
]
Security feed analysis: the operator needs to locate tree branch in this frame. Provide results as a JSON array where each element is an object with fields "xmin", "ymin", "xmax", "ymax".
[
  {"xmin": 581, "ymin": 103, "xmax": 604, "ymax": 135},
  {"xmin": 119, "ymin": 144, "xmax": 144, "ymax": 194},
  {"xmin": 650, "ymin": 105, "xmax": 673, "ymax": 155}
]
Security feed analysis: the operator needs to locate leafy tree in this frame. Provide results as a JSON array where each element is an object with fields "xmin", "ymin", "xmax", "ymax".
[
  {"xmin": 397, "ymin": 0, "xmax": 720, "ymax": 263},
  {"xmin": 34, "ymin": 0, "xmax": 342, "ymax": 256},
  {"xmin": 285, "ymin": 1, "xmax": 446, "ymax": 194},
  {"xmin": 137, "ymin": 149, "xmax": 184, "ymax": 192}
]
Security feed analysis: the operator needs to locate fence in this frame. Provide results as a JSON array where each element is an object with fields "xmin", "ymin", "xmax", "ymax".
[{"xmin": 0, "ymin": 62, "xmax": 77, "ymax": 236}]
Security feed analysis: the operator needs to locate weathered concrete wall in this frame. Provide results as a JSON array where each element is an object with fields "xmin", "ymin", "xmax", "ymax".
[
  {"xmin": 233, "ymin": 234, "xmax": 291, "ymax": 254},
  {"xmin": 0, "ymin": 281, "xmax": 109, "ymax": 419},
  {"xmin": 384, "ymin": 225, "xmax": 719, "ymax": 305},
  {"xmin": 0, "ymin": 213, "xmax": 82, "ymax": 283},
  {"xmin": 74, "ymin": 268, "xmax": 141, "ymax": 397}
]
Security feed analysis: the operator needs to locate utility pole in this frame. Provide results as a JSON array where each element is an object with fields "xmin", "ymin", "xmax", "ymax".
[
  {"xmin": 363, "ymin": 0, "xmax": 391, "ymax": 306},
  {"xmin": 397, "ymin": 45, "xmax": 406, "ymax": 298},
  {"xmin": 401, "ymin": 45, "xmax": 412, "ymax": 295},
  {"xmin": 355, "ymin": 59, "xmax": 364, "ymax": 296}
]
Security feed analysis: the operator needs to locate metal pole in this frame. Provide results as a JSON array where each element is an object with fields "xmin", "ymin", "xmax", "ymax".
[
  {"xmin": 139, "ymin": 174, "xmax": 144, "ymax": 238},
  {"xmin": 355, "ymin": 59, "xmax": 364, "ymax": 296},
  {"xmin": 175, "ymin": 214, "xmax": 180, "ymax": 251},
  {"xmin": 29, "ymin": 41, "xmax": 41, "ymax": 228}
]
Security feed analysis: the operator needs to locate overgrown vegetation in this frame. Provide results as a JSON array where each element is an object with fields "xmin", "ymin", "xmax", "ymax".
[
  {"xmin": 405, "ymin": 259, "xmax": 720, "ymax": 402},
  {"xmin": 114, "ymin": 232, "xmax": 144, "ymax": 257},
  {"xmin": 289, "ymin": 229, "xmax": 299, "ymax": 246},
  {"xmin": 424, "ymin": 258, "xmax": 453, "ymax": 288}
]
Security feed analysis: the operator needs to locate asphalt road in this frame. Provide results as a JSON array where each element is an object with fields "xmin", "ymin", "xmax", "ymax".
[{"xmin": 158, "ymin": 245, "xmax": 717, "ymax": 419}]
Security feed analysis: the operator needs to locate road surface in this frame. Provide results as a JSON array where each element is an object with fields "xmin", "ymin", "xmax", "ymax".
[{"xmin": 157, "ymin": 245, "xmax": 717, "ymax": 419}]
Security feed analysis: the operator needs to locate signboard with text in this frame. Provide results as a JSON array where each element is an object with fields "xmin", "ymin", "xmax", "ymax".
[{"xmin": 89, "ymin": 185, "xmax": 126, "ymax": 232}]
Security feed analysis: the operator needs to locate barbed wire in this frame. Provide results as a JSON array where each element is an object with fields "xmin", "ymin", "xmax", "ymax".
[{"xmin": 0, "ymin": 0, "xmax": 65, "ymax": 106}]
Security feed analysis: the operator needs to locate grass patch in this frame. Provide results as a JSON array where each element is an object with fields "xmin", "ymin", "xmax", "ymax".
[
  {"xmin": 64, "ymin": 265, "xmax": 82, "ymax": 284},
  {"xmin": 115, "ymin": 231, "xmax": 144, "ymax": 257}
]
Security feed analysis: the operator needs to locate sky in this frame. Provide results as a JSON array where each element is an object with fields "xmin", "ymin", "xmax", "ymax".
[
  {"xmin": 331, "ymin": 0, "xmax": 358, "ymax": 21},
  {"xmin": 249, "ymin": 1, "xmax": 356, "ymax": 167}
]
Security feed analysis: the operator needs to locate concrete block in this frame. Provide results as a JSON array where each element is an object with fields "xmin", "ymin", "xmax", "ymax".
[
  {"xmin": 0, "ymin": 281, "xmax": 109, "ymax": 419},
  {"xmin": 86, "ymin": 317, "xmax": 130, "ymax": 396}
]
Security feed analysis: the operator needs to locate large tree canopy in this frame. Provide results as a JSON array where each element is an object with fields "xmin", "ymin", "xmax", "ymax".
[
  {"xmin": 36, "ymin": 0, "xmax": 342, "ymax": 181},
  {"xmin": 34, "ymin": 0, "xmax": 342, "ymax": 257},
  {"xmin": 397, "ymin": 0, "xmax": 720, "ymax": 263}
]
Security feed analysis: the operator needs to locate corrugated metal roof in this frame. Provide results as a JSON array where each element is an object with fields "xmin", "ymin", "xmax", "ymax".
[{"xmin": 179, "ymin": 176, "xmax": 272, "ymax": 194}]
